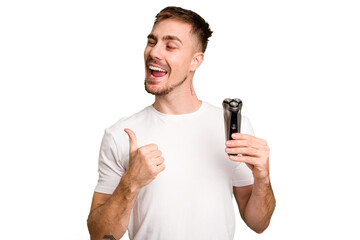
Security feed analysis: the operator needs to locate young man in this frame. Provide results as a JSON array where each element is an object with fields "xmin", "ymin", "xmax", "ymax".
[{"xmin": 87, "ymin": 6, "xmax": 275, "ymax": 240}]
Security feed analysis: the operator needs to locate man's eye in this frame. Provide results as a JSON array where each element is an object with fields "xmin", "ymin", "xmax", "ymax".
[
  {"xmin": 147, "ymin": 41, "xmax": 156, "ymax": 46},
  {"xmin": 166, "ymin": 45, "xmax": 176, "ymax": 49}
]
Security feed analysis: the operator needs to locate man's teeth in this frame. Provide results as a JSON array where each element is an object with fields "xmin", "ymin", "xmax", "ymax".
[{"xmin": 149, "ymin": 65, "xmax": 167, "ymax": 72}]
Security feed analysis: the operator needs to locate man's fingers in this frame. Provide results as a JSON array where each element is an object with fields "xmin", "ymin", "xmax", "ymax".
[
  {"xmin": 124, "ymin": 128, "xmax": 138, "ymax": 153},
  {"xmin": 154, "ymin": 156, "xmax": 165, "ymax": 165},
  {"xmin": 227, "ymin": 134, "xmax": 268, "ymax": 150},
  {"xmin": 157, "ymin": 163, "xmax": 166, "ymax": 172},
  {"xmin": 142, "ymin": 144, "xmax": 159, "ymax": 152},
  {"xmin": 151, "ymin": 150, "xmax": 162, "ymax": 159},
  {"xmin": 226, "ymin": 139, "xmax": 264, "ymax": 149},
  {"xmin": 231, "ymin": 133, "xmax": 268, "ymax": 146},
  {"xmin": 229, "ymin": 154, "xmax": 256, "ymax": 164},
  {"xmin": 225, "ymin": 147, "xmax": 259, "ymax": 156}
]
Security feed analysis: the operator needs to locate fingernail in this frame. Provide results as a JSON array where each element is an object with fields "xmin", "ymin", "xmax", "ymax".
[{"xmin": 232, "ymin": 133, "xmax": 240, "ymax": 138}]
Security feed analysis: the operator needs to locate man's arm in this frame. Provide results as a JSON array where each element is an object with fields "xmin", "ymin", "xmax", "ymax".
[
  {"xmin": 233, "ymin": 182, "xmax": 275, "ymax": 233},
  {"xmin": 226, "ymin": 133, "xmax": 276, "ymax": 233},
  {"xmin": 87, "ymin": 128, "xmax": 165, "ymax": 240},
  {"xmin": 87, "ymin": 172, "xmax": 140, "ymax": 240}
]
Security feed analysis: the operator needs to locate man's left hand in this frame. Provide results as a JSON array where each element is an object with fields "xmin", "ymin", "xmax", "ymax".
[{"xmin": 225, "ymin": 133, "xmax": 270, "ymax": 183}]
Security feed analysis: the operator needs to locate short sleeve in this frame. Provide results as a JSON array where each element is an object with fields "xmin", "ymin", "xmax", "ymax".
[
  {"xmin": 94, "ymin": 129, "xmax": 126, "ymax": 194},
  {"xmin": 232, "ymin": 116, "xmax": 255, "ymax": 187}
]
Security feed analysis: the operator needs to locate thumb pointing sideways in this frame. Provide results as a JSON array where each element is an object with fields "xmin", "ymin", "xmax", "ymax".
[{"xmin": 124, "ymin": 128, "xmax": 138, "ymax": 153}]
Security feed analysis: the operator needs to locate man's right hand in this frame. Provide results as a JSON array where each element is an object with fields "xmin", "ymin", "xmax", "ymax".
[
  {"xmin": 88, "ymin": 129, "xmax": 164, "ymax": 240},
  {"xmin": 124, "ymin": 128, "xmax": 165, "ymax": 190}
]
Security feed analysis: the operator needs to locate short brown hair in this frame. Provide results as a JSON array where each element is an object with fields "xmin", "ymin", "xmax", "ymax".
[{"xmin": 154, "ymin": 6, "xmax": 213, "ymax": 53}]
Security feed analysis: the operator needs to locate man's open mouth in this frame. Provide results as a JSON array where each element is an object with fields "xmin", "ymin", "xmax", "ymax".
[{"xmin": 148, "ymin": 65, "xmax": 168, "ymax": 78}]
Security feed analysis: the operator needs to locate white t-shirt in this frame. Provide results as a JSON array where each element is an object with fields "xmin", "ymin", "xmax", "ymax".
[{"xmin": 95, "ymin": 101, "xmax": 255, "ymax": 240}]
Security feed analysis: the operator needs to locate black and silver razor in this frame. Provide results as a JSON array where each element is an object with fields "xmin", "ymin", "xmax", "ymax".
[{"xmin": 223, "ymin": 98, "xmax": 242, "ymax": 141}]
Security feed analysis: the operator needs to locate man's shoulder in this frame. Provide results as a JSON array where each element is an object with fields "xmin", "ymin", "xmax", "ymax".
[
  {"xmin": 203, "ymin": 101, "xmax": 222, "ymax": 113},
  {"xmin": 105, "ymin": 105, "xmax": 152, "ymax": 134}
]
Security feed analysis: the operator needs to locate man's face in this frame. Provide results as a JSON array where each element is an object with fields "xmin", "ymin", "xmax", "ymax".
[{"xmin": 144, "ymin": 19, "xmax": 199, "ymax": 96}]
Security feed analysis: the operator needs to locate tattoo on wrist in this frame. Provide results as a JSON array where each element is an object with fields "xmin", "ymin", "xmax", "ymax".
[{"xmin": 103, "ymin": 235, "xmax": 116, "ymax": 240}]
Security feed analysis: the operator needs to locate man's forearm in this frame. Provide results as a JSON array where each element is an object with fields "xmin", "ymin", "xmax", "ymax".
[
  {"xmin": 87, "ymin": 172, "xmax": 140, "ymax": 240},
  {"xmin": 243, "ymin": 179, "xmax": 276, "ymax": 233}
]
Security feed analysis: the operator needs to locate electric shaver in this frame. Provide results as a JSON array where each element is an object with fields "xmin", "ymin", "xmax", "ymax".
[{"xmin": 223, "ymin": 98, "xmax": 242, "ymax": 141}]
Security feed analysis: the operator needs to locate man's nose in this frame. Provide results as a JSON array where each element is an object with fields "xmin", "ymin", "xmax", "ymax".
[{"xmin": 149, "ymin": 43, "xmax": 163, "ymax": 60}]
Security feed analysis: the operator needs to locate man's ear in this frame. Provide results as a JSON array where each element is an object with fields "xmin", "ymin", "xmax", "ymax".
[{"xmin": 190, "ymin": 52, "xmax": 204, "ymax": 72}]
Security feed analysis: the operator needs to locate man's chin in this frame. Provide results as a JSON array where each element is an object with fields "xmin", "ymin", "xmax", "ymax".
[
  {"xmin": 144, "ymin": 76, "xmax": 187, "ymax": 96},
  {"xmin": 144, "ymin": 79, "xmax": 172, "ymax": 96}
]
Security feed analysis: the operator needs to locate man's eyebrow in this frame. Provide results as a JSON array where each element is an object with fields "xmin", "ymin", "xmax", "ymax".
[
  {"xmin": 162, "ymin": 35, "xmax": 183, "ymax": 45},
  {"xmin": 147, "ymin": 34, "xmax": 157, "ymax": 40},
  {"xmin": 147, "ymin": 34, "xmax": 182, "ymax": 45}
]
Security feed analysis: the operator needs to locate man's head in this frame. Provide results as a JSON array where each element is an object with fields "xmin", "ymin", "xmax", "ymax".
[
  {"xmin": 144, "ymin": 7, "xmax": 212, "ymax": 96},
  {"xmin": 154, "ymin": 7, "xmax": 213, "ymax": 53}
]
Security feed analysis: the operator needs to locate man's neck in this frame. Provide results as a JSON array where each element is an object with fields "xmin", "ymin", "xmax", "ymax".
[{"xmin": 152, "ymin": 86, "xmax": 202, "ymax": 115}]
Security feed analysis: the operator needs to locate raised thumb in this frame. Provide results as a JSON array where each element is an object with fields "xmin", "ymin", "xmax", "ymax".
[{"xmin": 124, "ymin": 128, "xmax": 138, "ymax": 153}]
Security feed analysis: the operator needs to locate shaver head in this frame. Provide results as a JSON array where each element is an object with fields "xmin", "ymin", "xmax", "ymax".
[
  {"xmin": 223, "ymin": 98, "xmax": 242, "ymax": 112},
  {"xmin": 223, "ymin": 98, "xmax": 242, "ymax": 141}
]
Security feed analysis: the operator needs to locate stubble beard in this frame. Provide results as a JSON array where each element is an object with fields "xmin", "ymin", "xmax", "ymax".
[{"xmin": 144, "ymin": 76, "xmax": 187, "ymax": 96}]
